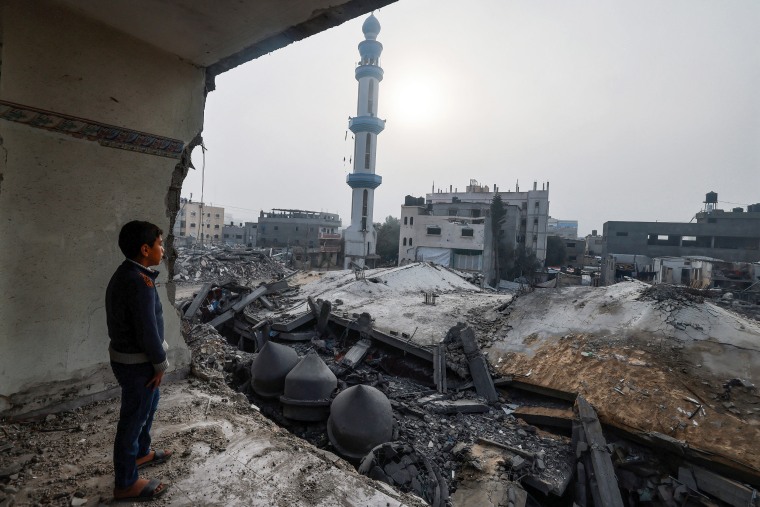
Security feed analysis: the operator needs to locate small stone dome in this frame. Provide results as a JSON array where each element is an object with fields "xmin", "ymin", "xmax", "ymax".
[{"xmin": 362, "ymin": 13, "xmax": 381, "ymax": 40}]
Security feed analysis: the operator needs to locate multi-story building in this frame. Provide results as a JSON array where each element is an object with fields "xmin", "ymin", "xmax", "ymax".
[
  {"xmin": 421, "ymin": 179, "xmax": 550, "ymax": 260},
  {"xmin": 602, "ymin": 210, "xmax": 760, "ymax": 265},
  {"xmin": 585, "ymin": 230, "xmax": 604, "ymax": 257},
  {"xmin": 257, "ymin": 209, "xmax": 341, "ymax": 268},
  {"xmin": 174, "ymin": 198, "xmax": 225, "ymax": 245},
  {"xmin": 547, "ymin": 218, "xmax": 579, "ymax": 239},
  {"xmin": 222, "ymin": 222, "xmax": 258, "ymax": 247},
  {"xmin": 222, "ymin": 223, "xmax": 246, "ymax": 246},
  {"xmin": 601, "ymin": 193, "xmax": 760, "ymax": 284},
  {"xmin": 398, "ymin": 179, "xmax": 550, "ymax": 282},
  {"xmin": 562, "ymin": 237, "xmax": 586, "ymax": 268}
]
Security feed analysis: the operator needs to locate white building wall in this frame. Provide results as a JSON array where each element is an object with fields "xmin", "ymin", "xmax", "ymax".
[
  {"xmin": 0, "ymin": 2, "xmax": 202, "ymax": 414},
  {"xmin": 398, "ymin": 207, "xmax": 486, "ymax": 265}
]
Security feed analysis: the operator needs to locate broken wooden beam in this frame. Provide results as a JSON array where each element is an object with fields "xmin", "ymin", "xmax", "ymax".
[{"xmin": 575, "ymin": 396, "xmax": 624, "ymax": 507}]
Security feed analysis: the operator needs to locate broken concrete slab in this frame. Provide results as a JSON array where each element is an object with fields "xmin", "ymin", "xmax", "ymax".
[
  {"xmin": 184, "ymin": 281, "xmax": 213, "ymax": 319},
  {"xmin": 429, "ymin": 399, "xmax": 490, "ymax": 414},
  {"xmin": 575, "ymin": 396, "xmax": 624, "ymax": 507},
  {"xmin": 449, "ymin": 323, "xmax": 498, "ymax": 402},
  {"xmin": 512, "ymin": 405, "xmax": 574, "ymax": 430}
]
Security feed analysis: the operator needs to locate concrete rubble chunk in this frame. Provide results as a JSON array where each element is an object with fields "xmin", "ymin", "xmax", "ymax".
[
  {"xmin": 574, "ymin": 396, "xmax": 625, "ymax": 507},
  {"xmin": 446, "ymin": 323, "xmax": 498, "ymax": 402}
]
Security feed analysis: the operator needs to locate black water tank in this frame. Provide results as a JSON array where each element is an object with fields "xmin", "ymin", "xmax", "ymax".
[{"xmin": 705, "ymin": 191, "xmax": 718, "ymax": 204}]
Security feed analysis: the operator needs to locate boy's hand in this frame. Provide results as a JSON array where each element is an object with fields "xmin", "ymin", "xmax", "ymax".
[{"xmin": 146, "ymin": 371, "xmax": 164, "ymax": 390}]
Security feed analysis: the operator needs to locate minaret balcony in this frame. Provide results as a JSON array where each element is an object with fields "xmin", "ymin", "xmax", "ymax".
[
  {"xmin": 347, "ymin": 173, "xmax": 382, "ymax": 189},
  {"xmin": 349, "ymin": 115, "xmax": 385, "ymax": 135},
  {"xmin": 355, "ymin": 64, "xmax": 384, "ymax": 81}
]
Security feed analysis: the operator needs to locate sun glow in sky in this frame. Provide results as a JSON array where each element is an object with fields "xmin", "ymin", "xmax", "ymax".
[
  {"xmin": 386, "ymin": 76, "xmax": 443, "ymax": 126},
  {"xmin": 185, "ymin": 0, "xmax": 760, "ymax": 236}
]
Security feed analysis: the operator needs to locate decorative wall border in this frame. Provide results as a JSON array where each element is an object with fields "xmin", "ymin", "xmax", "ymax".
[{"xmin": 0, "ymin": 100, "xmax": 184, "ymax": 159}]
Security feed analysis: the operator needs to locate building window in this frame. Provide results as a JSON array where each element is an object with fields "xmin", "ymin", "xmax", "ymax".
[
  {"xmin": 403, "ymin": 238, "xmax": 407, "ymax": 246},
  {"xmin": 569, "ymin": 256, "xmax": 577, "ymax": 261},
  {"xmin": 616, "ymin": 231, "xmax": 628, "ymax": 236},
  {"xmin": 404, "ymin": 217, "xmax": 408, "ymax": 225},
  {"xmin": 533, "ymin": 218, "xmax": 538, "ymax": 225},
  {"xmin": 274, "ymin": 226, "xmax": 279, "ymax": 230},
  {"xmin": 410, "ymin": 217, "xmax": 414, "ymax": 226},
  {"xmin": 224, "ymin": 234, "xmax": 229, "ymax": 238},
  {"xmin": 179, "ymin": 232, "xmax": 185, "ymax": 236},
  {"xmin": 427, "ymin": 226, "xmax": 441, "ymax": 235},
  {"xmin": 368, "ymin": 80, "xmax": 375, "ymax": 114},
  {"xmin": 449, "ymin": 208, "xmax": 457, "ymax": 217},
  {"xmin": 190, "ymin": 211, "xmax": 196, "ymax": 216},
  {"xmin": 296, "ymin": 226, "xmax": 299, "ymax": 231},
  {"xmin": 207, "ymin": 224, "xmax": 210, "ymax": 228},
  {"xmin": 207, "ymin": 213, "xmax": 211, "ymax": 217},
  {"xmin": 180, "ymin": 221, "xmax": 186, "ymax": 228},
  {"xmin": 534, "ymin": 201, "xmax": 539, "ymax": 208},
  {"xmin": 364, "ymin": 133, "xmax": 372, "ymax": 169},
  {"xmin": 190, "ymin": 223, "xmax": 196, "ymax": 228},
  {"xmin": 214, "ymin": 224, "xmax": 219, "ymax": 229},
  {"xmin": 213, "ymin": 234, "xmax": 218, "ymax": 239},
  {"xmin": 362, "ymin": 190, "xmax": 368, "ymax": 231},
  {"xmin": 236, "ymin": 235, "xmax": 243, "ymax": 239},
  {"xmin": 409, "ymin": 238, "xmax": 413, "ymax": 246},
  {"xmin": 462, "ymin": 228, "xmax": 474, "ymax": 237},
  {"xmin": 215, "ymin": 214, "xmax": 220, "ymax": 218},
  {"xmin": 567, "ymin": 242, "xmax": 576, "ymax": 248}
]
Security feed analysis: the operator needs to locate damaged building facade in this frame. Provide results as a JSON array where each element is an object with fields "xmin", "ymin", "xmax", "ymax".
[
  {"xmin": 173, "ymin": 198, "xmax": 225, "ymax": 245},
  {"xmin": 0, "ymin": 0, "xmax": 395, "ymax": 418},
  {"xmin": 257, "ymin": 209, "xmax": 342, "ymax": 268},
  {"xmin": 602, "ymin": 194, "xmax": 760, "ymax": 285},
  {"xmin": 398, "ymin": 180, "xmax": 549, "ymax": 281}
]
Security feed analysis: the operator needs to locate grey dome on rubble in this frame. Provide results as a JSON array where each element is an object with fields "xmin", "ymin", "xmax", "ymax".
[
  {"xmin": 250, "ymin": 341, "xmax": 299, "ymax": 398},
  {"xmin": 280, "ymin": 351, "xmax": 337, "ymax": 421},
  {"xmin": 327, "ymin": 384, "xmax": 393, "ymax": 459}
]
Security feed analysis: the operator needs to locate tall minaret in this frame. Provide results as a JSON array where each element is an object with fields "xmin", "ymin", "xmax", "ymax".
[{"xmin": 343, "ymin": 13, "xmax": 385, "ymax": 269}]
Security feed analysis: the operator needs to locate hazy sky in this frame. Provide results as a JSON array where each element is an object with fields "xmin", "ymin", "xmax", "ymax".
[{"xmin": 183, "ymin": 0, "xmax": 760, "ymax": 237}]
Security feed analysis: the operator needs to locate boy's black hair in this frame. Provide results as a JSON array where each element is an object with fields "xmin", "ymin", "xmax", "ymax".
[{"xmin": 118, "ymin": 220, "xmax": 163, "ymax": 259}]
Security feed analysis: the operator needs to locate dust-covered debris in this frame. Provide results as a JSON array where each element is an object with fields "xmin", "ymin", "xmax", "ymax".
[{"xmin": 173, "ymin": 245, "xmax": 290, "ymax": 285}]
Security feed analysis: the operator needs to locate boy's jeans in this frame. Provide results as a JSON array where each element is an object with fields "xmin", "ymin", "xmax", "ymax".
[{"xmin": 111, "ymin": 362, "xmax": 160, "ymax": 489}]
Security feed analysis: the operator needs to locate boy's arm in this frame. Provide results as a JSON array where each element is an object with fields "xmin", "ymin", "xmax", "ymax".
[{"xmin": 133, "ymin": 282, "xmax": 169, "ymax": 372}]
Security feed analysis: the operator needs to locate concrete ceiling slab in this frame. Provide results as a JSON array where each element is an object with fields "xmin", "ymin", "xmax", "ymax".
[{"xmin": 53, "ymin": 0, "xmax": 395, "ymax": 77}]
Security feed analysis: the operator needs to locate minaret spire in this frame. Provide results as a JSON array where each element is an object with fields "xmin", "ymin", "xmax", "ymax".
[{"xmin": 343, "ymin": 13, "xmax": 385, "ymax": 269}]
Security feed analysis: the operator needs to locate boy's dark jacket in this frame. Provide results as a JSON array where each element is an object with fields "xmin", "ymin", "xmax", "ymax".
[{"xmin": 106, "ymin": 260, "xmax": 169, "ymax": 371}]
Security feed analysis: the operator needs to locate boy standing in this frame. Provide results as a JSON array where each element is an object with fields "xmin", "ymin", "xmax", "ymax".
[{"xmin": 106, "ymin": 221, "xmax": 173, "ymax": 501}]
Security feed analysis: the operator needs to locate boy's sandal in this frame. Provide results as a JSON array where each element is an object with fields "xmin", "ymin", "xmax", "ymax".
[
  {"xmin": 113, "ymin": 478, "xmax": 169, "ymax": 502},
  {"xmin": 137, "ymin": 449, "xmax": 173, "ymax": 470}
]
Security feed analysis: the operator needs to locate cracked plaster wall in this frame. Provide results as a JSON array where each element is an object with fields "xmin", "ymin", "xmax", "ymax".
[{"xmin": 0, "ymin": 1, "xmax": 205, "ymax": 415}]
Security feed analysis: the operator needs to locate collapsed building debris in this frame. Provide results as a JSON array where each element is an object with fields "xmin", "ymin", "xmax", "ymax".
[
  {"xmin": 173, "ymin": 245, "xmax": 289, "ymax": 284},
  {"xmin": 167, "ymin": 262, "xmax": 760, "ymax": 506}
]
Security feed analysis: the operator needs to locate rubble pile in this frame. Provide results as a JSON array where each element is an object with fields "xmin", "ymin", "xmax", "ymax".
[
  {"xmin": 637, "ymin": 283, "xmax": 706, "ymax": 305},
  {"xmin": 175, "ymin": 263, "xmax": 760, "ymax": 505},
  {"xmin": 173, "ymin": 246, "xmax": 290, "ymax": 284}
]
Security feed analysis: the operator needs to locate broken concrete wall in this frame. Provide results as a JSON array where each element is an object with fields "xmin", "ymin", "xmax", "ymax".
[{"xmin": 0, "ymin": 0, "xmax": 204, "ymax": 415}]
